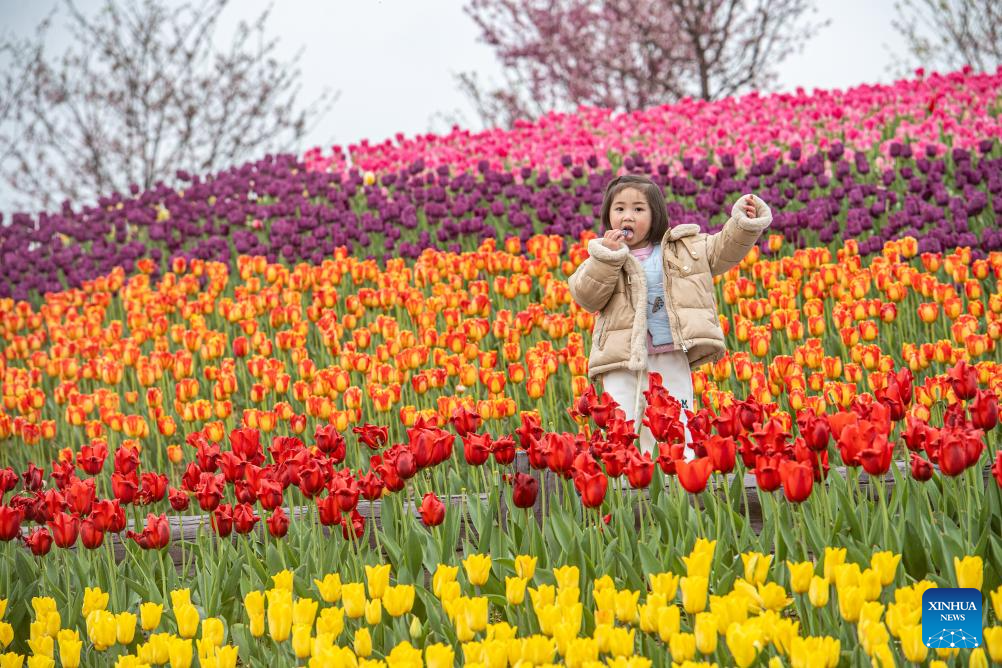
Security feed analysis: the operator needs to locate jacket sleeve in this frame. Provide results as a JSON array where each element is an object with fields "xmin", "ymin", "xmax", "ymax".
[
  {"xmin": 705, "ymin": 193, "xmax": 773, "ymax": 276},
  {"xmin": 567, "ymin": 238, "xmax": 629, "ymax": 312}
]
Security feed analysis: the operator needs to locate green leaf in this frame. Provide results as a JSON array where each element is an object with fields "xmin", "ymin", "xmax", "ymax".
[{"xmin": 901, "ymin": 519, "xmax": 929, "ymax": 580}]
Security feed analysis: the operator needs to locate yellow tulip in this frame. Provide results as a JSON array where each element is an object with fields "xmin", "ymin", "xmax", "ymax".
[
  {"xmin": 514, "ymin": 555, "xmax": 537, "ymax": 580},
  {"xmin": 201, "ymin": 617, "xmax": 224, "ymax": 647},
  {"xmin": 30, "ymin": 599, "xmax": 55, "ymax": 619},
  {"xmin": 990, "ymin": 586, "xmax": 1002, "ymax": 621},
  {"xmin": 607, "ymin": 626, "xmax": 634, "ymax": 657},
  {"xmin": 214, "ymin": 645, "xmax": 238, "ymax": 668},
  {"xmin": 1, "ymin": 654, "xmax": 26, "ymax": 668},
  {"xmin": 271, "ymin": 570, "xmax": 294, "ymax": 592},
  {"xmin": 858, "ymin": 569, "xmax": 883, "ymax": 602},
  {"xmin": 837, "ymin": 586, "xmax": 864, "ymax": 622},
  {"xmin": 970, "ymin": 647, "xmax": 988, "ymax": 668},
  {"xmin": 0, "ymin": 623, "xmax": 11, "ymax": 649},
  {"xmin": 115, "ymin": 612, "xmax": 136, "ymax": 645},
  {"xmin": 694, "ymin": 612, "xmax": 718, "ymax": 654},
  {"xmin": 314, "ymin": 574, "xmax": 342, "ymax": 603},
  {"xmin": 638, "ymin": 602, "xmax": 660, "ymax": 634},
  {"xmin": 772, "ymin": 617, "xmax": 799, "ymax": 656},
  {"xmin": 984, "ymin": 626, "xmax": 1002, "ymax": 663},
  {"xmin": 823, "ymin": 547, "xmax": 846, "ymax": 582},
  {"xmin": 898, "ymin": 623, "xmax": 927, "ymax": 662},
  {"xmin": 833, "ymin": 562, "xmax": 861, "ymax": 590},
  {"xmin": 725, "ymin": 623, "xmax": 761, "ymax": 668},
  {"xmin": 463, "ymin": 554, "xmax": 492, "ymax": 586},
  {"xmin": 26, "ymin": 658, "xmax": 53, "ymax": 668},
  {"xmin": 870, "ymin": 642, "xmax": 894, "ymax": 668},
  {"xmin": 741, "ymin": 552, "xmax": 772, "ymax": 585},
  {"xmin": 244, "ymin": 591, "xmax": 265, "ymax": 637},
  {"xmin": 383, "ymin": 585, "xmax": 416, "ymax": 617},
  {"xmin": 364, "ymin": 564, "xmax": 391, "ymax": 600},
  {"xmin": 649, "ymin": 572, "xmax": 680, "ymax": 600},
  {"xmin": 954, "ymin": 555, "xmax": 983, "ymax": 590},
  {"xmin": 266, "ymin": 600, "xmax": 292, "ymax": 643},
  {"xmin": 291, "ymin": 624, "xmax": 312, "ymax": 659},
  {"xmin": 669, "ymin": 632, "xmax": 696, "ymax": 663},
  {"xmin": 364, "ymin": 598, "xmax": 382, "ymax": 625},
  {"xmin": 26, "ymin": 637, "xmax": 52, "ymax": 659},
  {"xmin": 935, "ymin": 647, "xmax": 959, "ymax": 659},
  {"xmin": 682, "ymin": 549, "xmax": 713, "ymax": 578},
  {"xmin": 657, "ymin": 606, "xmax": 681, "ymax": 643},
  {"xmin": 354, "ymin": 627, "xmax": 372, "ymax": 658},
  {"xmin": 593, "ymin": 574, "xmax": 616, "ymax": 594},
  {"xmin": 175, "ymin": 604, "xmax": 200, "ymax": 639},
  {"xmin": 614, "ymin": 589, "xmax": 640, "ymax": 624},
  {"xmin": 316, "ymin": 606, "xmax": 344, "ymax": 638},
  {"xmin": 167, "ymin": 637, "xmax": 193, "ymax": 668},
  {"xmin": 87, "ymin": 610, "xmax": 117, "ymax": 651},
  {"xmin": 858, "ymin": 601, "xmax": 884, "ymax": 627},
  {"xmin": 342, "ymin": 583, "xmax": 367, "ymax": 619},
  {"xmin": 808, "ymin": 576, "xmax": 830, "ymax": 607},
  {"xmin": 757, "ymin": 582, "xmax": 792, "ymax": 611},
  {"xmin": 681, "ymin": 576, "xmax": 708, "ymax": 614},
  {"xmin": 869, "ymin": 551, "xmax": 901, "ymax": 587},
  {"xmin": 170, "ymin": 589, "xmax": 192, "ymax": 611},
  {"xmin": 0, "ymin": 601, "xmax": 5, "ymax": 619},
  {"xmin": 884, "ymin": 601, "xmax": 921, "ymax": 639},
  {"xmin": 82, "ymin": 587, "xmax": 109, "ymax": 619},
  {"xmin": 439, "ymin": 580, "xmax": 460, "ymax": 604},
  {"xmin": 432, "ymin": 564, "xmax": 459, "ymax": 598},
  {"xmin": 857, "ymin": 619, "xmax": 889, "ymax": 656},
  {"xmin": 505, "ymin": 576, "xmax": 528, "ymax": 605},
  {"xmin": 522, "ymin": 634, "xmax": 556, "ymax": 664},
  {"xmin": 292, "ymin": 597, "xmax": 318, "ymax": 628},
  {"xmin": 56, "ymin": 630, "xmax": 81, "ymax": 668},
  {"xmin": 786, "ymin": 561, "xmax": 814, "ymax": 594},
  {"xmin": 553, "ymin": 565, "xmax": 579, "ymax": 592},
  {"xmin": 140, "ymin": 602, "xmax": 163, "ymax": 632},
  {"xmin": 529, "ymin": 584, "xmax": 557, "ymax": 612}
]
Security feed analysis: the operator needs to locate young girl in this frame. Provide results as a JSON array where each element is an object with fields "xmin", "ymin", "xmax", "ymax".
[{"xmin": 568, "ymin": 174, "xmax": 773, "ymax": 459}]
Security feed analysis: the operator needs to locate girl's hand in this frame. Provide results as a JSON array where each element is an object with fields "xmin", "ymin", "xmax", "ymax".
[
  {"xmin": 601, "ymin": 228, "xmax": 627, "ymax": 250},
  {"xmin": 741, "ymin": 196, "xmax": 758, "ymax": 218}
]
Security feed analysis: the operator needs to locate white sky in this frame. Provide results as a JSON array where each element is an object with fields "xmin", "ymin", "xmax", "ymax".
[{"xmin": 0, "ymin": 0, "xmax": 911, "ymax": 209}]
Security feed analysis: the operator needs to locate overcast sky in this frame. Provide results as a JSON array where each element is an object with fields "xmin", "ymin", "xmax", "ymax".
[{"xmin": 1, "ymin": 0, "xmax": 911, "ymax": 210}]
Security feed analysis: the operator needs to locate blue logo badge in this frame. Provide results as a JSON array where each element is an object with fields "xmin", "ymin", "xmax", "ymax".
[{"xmin": 922, "ymin": 588, "xmax": 982, "ymax": 648}]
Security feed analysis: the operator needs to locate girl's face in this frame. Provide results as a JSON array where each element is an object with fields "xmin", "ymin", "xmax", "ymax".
[{"xmin": 609, "ymin": 187, "xmax": 652, "ymax": 249}]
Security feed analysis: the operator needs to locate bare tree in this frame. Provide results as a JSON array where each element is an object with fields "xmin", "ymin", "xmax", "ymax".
[
  {"xmin": 0, "ymin": 0, "xmax": 337, "ymax": 213},
  {"xmin": 889, "ymin": 0, "xmax": 1002, "ymax": 76},
  {"xmin": 458, "ymin": 0, "xmax": 829, "ymax": 128}
]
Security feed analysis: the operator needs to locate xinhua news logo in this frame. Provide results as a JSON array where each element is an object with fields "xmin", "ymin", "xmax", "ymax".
[{"xmin": 922, "ymin": 588, "xmax": 982, "ymax": 649}]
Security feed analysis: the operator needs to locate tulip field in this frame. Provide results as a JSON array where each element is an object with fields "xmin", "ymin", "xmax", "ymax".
[{"xmin": 0, "ymin": 67, "xmax": 1000, "ymax": 666}]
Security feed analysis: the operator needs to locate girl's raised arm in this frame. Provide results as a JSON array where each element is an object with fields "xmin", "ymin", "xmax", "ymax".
[
  {"xmin": 705, "ymin": 193, "xmax": 773, "ymax": 276},
  {"xmin": 567, "ymin": 238, "xmax": 629, "ymax": 312}
]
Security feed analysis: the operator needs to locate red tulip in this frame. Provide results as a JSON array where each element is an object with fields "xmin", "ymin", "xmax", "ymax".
[
  {"xmin": 25, "ymin": 527, "xmax": 52, "ymax": 556},
  {"xmin": 938, "ymin": 435, "xmax": 970, "ymax": 476},
  {"xmin": 462, "ymin": 433, "xmax": 491, "ymax": 466},
  {"xmin": 644, "ymin": 407, "xmax": 685, "ymax": 444},
  {"xmin": 317, "ymin": 494, "xmax": 341, "ymax": 526},
  {"xmin": 0, "ymin": 468, "xmax": 16, "ymax": 496},
  {"xmin": 62, "ymin": 478, "xmax": 94, "ymax": 516},
  {"xmin": 600, "ymin": 448, "xmax": 629, "ymax": 478},
  {"xmin": 779, "ymin": 459, "xmax": 813, "ymax": 503},
  {"xmin": 334, "ymin": 479, "xmax": 360, "ymax": 513},
  {"xmin": 753, "ymin": 455, "xmax": 782, "ymax": 492},
  {"xmin": 195, "ymin": 473, "xmax": 225, "ymax": 511},
  {"xmin": 211, "ymin": 504, "xmax": 233, "ymax": 537},
  {"xmin": 993, "ymin": 451, "xmax": 1002, "ymax": 489},
  {"xmin": 574, "ymin": 469, "xmax": 608, "ymax": 508},
  {"xmin": 195, "ymin": 442, "xmax": 221, "ymax": 473},
  {"xmin": 232, "ymin": 504, "xmax": 260, "ymax": 534},
  {"xmin": 676, "ymin": 457, "xmax": 714, "ymax": 494},
  {"xmin": 511, "ymin": 473, "xmax": 539, "ymax": 509},
  {"xmin": 970, "ymin": 389, "xmax": 998, "ymax": 431},
  {"xmin": 138, "ymin": 473, "xmax": 168, "ymax": 505},
  {"xmin": 901, "ymin": 416, "xmax": 933, "ymax": 452},
  {"xmin": 491, "ymin": 435, "xmax": 516, "ymax": 465},
  {"xmin": 0, "ymin": 505, "xmax": 21, "ymax": 541},
  {"xmin": 218, "ymin": 452, "xmax": 246, "ymax": 483},
  {"xmin": 796, "ymin": 411, "xmax": 830, "ymax": 451},
  {"xmin": 168, "ymin": 487, "xmax": 190, "ymax": 511},
  {"xmin": 705, "ymin": 435, "xmax": 737, "ymax": 473},
  {"xmin": 267, "ymin": 508, "xmax": 289, "ymax": 538},
  {"xmin": 359, "ymin": 471, "xmax": 384, "ymax": 501},
  {"xmin": 48, "ymin": 511, "xmax": 79, "ymax": 548},
  {"xmin": 546, "ymin": 434, "xmax": 576, "ymax": 475},
  {"xmin": 395, "ymin": 450, "xmax": 417, "ymax": 480},
  {"xmin": 80, "ymin": 517, "xmax": 105, "ymax": 549},
  {"xmin": 127, "ymin": 513, "xmax": 170, "ymax": 549},
  {"xmin": 341, "ymin": 508, "xmax": 365, "ymax": 540},
  {"xmin": 256, "ymin": 478, "xmax": 284, "ymax": 511},
  {"xmin": 353, "ymin": 423, "xmax": 389, "ymax": 450},
  {"xmin": 231, "ymin": 427, "xmax": 264, "ymax": 465},
  {"xmin": 22, "ymin": 463, "xmax": 44, "ymax": 492},
  {"xmin": 296, "ymin": 459, "xmax": 326, "ymax": 497},
  {"xmin": 947, "ymin": 360, "xmax": 978, "ymax": 400},
  {"xmin": 751, "ymin": 417, "xmax": 791, "ymax": 455},
  {"xmin": 77, "ymin": 440, "xmax": 108, "ymax": 475},
  {"xmin": 420, "ymin": 492, "xmax": 446, "ymax": 526},
  {"xmin": 450, "ymin": 405, "xmax": 483, "ymax": 437},
  {"xmin": 589, "ymin": 392, "xmax": 619, "ymax": 430},
  {"xmin": 515, "ymin": 412, "xmax": 543, "ymax": 450},
  {"xmin": 859, "ymin": 434, "xmax": 893, "ymax": 476},
  {"xmin": 113, "ymin": 447, "xmax": 139, "ymax": 475},
  {"xmin": 625, "ymin": 453, "xmax": 655, "ymax": 489},
  {"xmin": 314, "ymin": 424, "xmax": 347, "ymax": 463},
  {"xmin": 910, "ymin": 452, "xmax": 934, "ymax": 481}
]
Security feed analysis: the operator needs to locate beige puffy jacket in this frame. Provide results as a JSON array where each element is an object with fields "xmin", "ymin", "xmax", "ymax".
[{"xmin": 568, "ymin": 193, "xmax": 773, "ymax": 379}]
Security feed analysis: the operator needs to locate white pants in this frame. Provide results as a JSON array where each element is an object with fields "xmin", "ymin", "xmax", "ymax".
[{"xmin": 599, "ymin": 350, "xmax": 696, "ymax": 460}]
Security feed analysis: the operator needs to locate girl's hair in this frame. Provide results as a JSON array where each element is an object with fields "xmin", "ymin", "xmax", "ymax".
[{"xmin": 600, "ymin": 174, "xmax": 670, "ymax": 244}]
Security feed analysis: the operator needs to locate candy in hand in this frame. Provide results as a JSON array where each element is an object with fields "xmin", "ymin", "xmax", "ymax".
[{"xmin": 621, "ymin": 228, "xmax": 634, "ymax": 240}]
